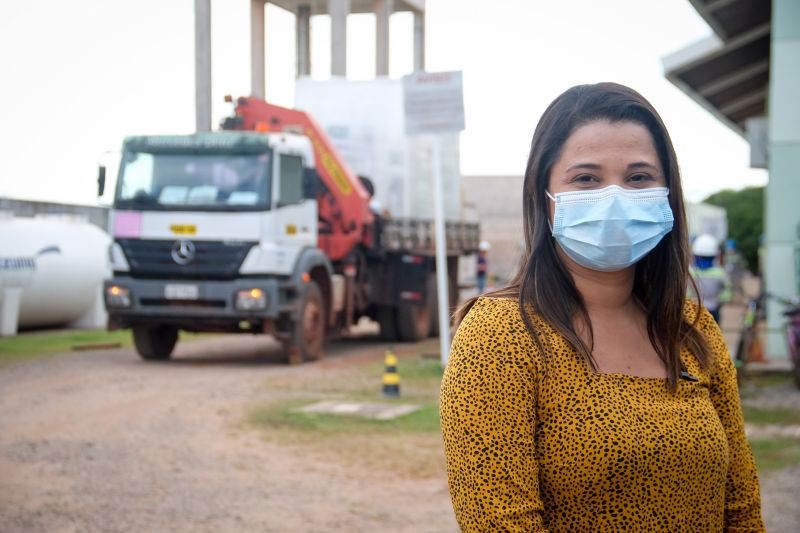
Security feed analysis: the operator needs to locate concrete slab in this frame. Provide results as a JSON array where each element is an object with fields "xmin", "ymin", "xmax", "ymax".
[{"xmin": 296, "ymin": 401, "xmax": 420, "ymax": 420}]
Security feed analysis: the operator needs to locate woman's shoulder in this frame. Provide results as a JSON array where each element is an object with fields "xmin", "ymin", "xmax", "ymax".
[
  {"xmin": 682, "ymin": 298, "xmax": 719, "ymax": 333},
  {"xmin": 459, "ymin": 296, "xmax": 525, "ymax": 332},
  {"xmin": 452, "ymin": 296, "xmax": 547, "ymax": 362}
]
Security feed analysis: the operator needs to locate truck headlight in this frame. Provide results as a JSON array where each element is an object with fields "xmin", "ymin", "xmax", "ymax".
[
  {"xmin": 236, "ymin": 288, "xmax": 267, "ymax": 311},
  {"xmin": 106, "ymin": 285, "xmax": 131, "ymax": 308}
]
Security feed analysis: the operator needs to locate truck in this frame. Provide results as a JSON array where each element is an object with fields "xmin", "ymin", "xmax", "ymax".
[{"xmin": 100, "ymin": 96, "xmax": 479, "ymax": 362}]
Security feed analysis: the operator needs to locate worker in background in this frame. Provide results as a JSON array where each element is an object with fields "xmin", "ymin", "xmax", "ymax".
[
  {"xmin": 723, "ymin": 238, "xmax": 747, "ymax": 302},
  {"xmin": 476, "ymin": 241, "xmax": 490, "ymax": 293},
  {"xmin": 689, "ymin": 234, "xmax": 731, "ymax": 324}
]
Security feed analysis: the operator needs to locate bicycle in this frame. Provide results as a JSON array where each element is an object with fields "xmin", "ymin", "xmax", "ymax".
[
  {"xmin": 782, "ymin": 301, "xmax": 800, "ymax": 388},
  {"xmin": 733, "ymin": 293, "xmax": 765, "ymax": 383},
  {"xmin": 733, "ymin": 292, "xmax": 800, "ymax": 388}
]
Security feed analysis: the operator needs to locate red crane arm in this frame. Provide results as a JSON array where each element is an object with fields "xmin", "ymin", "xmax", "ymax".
[{"xmin": 229, "ymin": 96, "xmax": 374, "ymax": 262}]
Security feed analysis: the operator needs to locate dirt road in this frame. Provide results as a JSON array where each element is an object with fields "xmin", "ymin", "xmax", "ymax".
[
  {"xmin": 2, "ymin": 328, "xmax": 798, "ymax": 532},
  {"xmin": 0, "ymin": 334, "xmax": 458, "ymax": 533}
]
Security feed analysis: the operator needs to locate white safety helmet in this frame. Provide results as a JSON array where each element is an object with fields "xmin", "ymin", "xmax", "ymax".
[
  {"xmin": 479, "ymin": 240, "xmax": 491, "ymax": 252},
  {"xmin": 692, "ymin": 234, "xmax": 719, "ymax": 257}
]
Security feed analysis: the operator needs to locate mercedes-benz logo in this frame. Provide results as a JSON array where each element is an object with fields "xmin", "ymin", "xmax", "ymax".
[{"xmin": 171, "ymin": 240, "xmax": 196, "ymax": 265}]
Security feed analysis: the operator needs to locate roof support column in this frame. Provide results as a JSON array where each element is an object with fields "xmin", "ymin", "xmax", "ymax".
[
  {"xmin": 413, "ymin": 10, "xmax": 425, "ymax": 72},
  {"xmin": 329, "ymin": 0, "xmax": 350, "ymax": 77},
  {"xmin": 250, "ymin": 0, "xmax": 266, "ymax": 98},
  {"xmin": 194, "ymin": 0, "xmax": 212, "ymax": 131},
  {"xmin": 764, "ymin": 0, "xmax": 800, "ymax": 358},
  {"xmin": 296, "ymin": 4, "xmax": 311, "ymax": 77},
  {"xmin": 375, "ymin": 0, "xmax": 392, "ymax": 76}
]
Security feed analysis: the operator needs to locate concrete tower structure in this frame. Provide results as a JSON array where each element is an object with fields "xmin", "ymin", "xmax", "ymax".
[{"xmin": 193, "ymin": 0, "xmax": 427, "ymax": 131}]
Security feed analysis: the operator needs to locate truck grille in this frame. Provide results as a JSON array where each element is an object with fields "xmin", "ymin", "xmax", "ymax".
[{"xmin": 118, "ymin": 239, "xmax": 255, "ymax": 280}]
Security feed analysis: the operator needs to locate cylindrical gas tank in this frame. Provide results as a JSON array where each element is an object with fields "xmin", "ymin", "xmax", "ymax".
[{"xmin": 0, "ymin": 214, "xmax": 110, "ymax": 328}]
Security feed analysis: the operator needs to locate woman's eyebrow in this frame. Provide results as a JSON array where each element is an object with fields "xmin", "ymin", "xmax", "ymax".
[
  {"xmin": 627, "ymin": 161, "xmax": 659, "ymax": 171},
  {"xmin": 564, "ymin": 161, "xmax": 660, "ymax": 172},
  {"xmin": 565, "ymin": 163, "xmax": 602, "ymax": 172}
]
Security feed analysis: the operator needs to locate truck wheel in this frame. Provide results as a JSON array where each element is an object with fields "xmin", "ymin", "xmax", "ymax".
[
  {"xmin": 397, "ymin": 301, "xmax": 431, "ymax": 342},
  {"xmin": 377, "ymin": 305, "xmax": 398, "ymax": 342},
  {"xmin": 132, "ymin": 325, "xmax": 178, "ymax": 360},
  {"xmin": 288, "ymin": 281, "xmax": 326, "ymax": 362}
]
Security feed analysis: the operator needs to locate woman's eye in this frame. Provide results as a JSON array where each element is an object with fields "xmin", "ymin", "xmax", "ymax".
[
  {"xmin": 628, "ymin": 173, "xmax": 654, "ymax": 183},
  {"xmin": 572, "ymin": 174, "xmax": 596, "ymax": 184}
]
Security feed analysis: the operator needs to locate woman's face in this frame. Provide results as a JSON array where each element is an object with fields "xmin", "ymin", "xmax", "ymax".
[
  {"xmin": 544, "ymin": 119, "xmax": 668, "ymax": 273},
  {"xmin": 547, "ymin": 120, "xmax": 666, "ymax": 211}
]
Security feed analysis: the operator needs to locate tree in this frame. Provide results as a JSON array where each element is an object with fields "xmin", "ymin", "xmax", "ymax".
[{"xmin": 703, "ymin": 186, "xmax": 764, "ymax": 273}]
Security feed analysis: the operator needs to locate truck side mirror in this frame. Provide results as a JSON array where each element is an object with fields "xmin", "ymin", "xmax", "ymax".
[
  {"xmin": 97, "ymin": 166, "xmax": 107, "ymax": 197},
  {"xmin": 303, "ymin": 168, "xmax": 321, "ymax": 199}
]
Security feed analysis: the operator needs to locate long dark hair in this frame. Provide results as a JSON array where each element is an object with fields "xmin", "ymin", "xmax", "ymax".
[{"xmin": 456, "ymin": 82, "xmax": 710, "ymax": 391}]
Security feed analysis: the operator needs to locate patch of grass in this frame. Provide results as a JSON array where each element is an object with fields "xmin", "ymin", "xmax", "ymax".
[
  {"xmin": 249, "ymin": 402, "xmax": 441, "ymax": 435},
  {"xmin": 0, "ymin": 329, "xmax": 208, "ymax": 366},
  {"xmin": 748, "ymin": 437, "xmax": 800, "ymax": 471},
  {"xmin": 393, "ymin": 356, "xmax": 444, "ymax": 381},
  {"xmin": 740, "ymin": 372, "xmax": 793, "ymax": 391},
  {"xmin": 743, "ymin": 405, "xmax": 800, "ymax": 426},
  {"xmin": 247, "ymin": 353, "xmax": 447, "ymax": 478},
  {"xmin": 0, "ymin": 329, "xmax": 133, "ymax": 365}
]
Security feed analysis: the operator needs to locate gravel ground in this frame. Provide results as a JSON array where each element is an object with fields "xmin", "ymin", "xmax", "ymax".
[
  {"xmin": 1, "ymin": 328, "xmax": 798, "ymax": 532},
  {"xmin": 0, "ymin": 334, "xmax": 457, "ymax": 533},
  {"xmin": 740, "ymin": 377, "xmax": 800, "ymax": 532}
]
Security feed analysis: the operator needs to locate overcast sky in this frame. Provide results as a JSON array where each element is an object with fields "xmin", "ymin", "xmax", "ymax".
[{"xmin": 0, "ymin": 0, "xmax": 766, "ymax": 206}]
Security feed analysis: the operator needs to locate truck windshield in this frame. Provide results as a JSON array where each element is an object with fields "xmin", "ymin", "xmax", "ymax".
[{"xmin": 115, "ymin": 151, "xmax": 271, "ymax": 210}]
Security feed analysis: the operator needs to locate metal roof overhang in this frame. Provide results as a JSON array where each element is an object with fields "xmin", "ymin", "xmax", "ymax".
[
  {"xmin": 268, "ymin": 0, "xmax": 424, "ymax": 15},
  {"xmin": 663, "ymin": 0, "xmax": 771, "ymax": 136}
]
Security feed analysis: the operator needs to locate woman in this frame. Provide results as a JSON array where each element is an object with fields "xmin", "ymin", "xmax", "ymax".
[{"xmin": 439, "ymin": 83, "xmax": 763, "ymax": 531}]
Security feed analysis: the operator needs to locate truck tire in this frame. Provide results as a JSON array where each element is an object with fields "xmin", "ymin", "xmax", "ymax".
[
  {"xmin": 377, "ymin": 305, "xmax": 398, "ymax": 342},
  {"xmin": 287, "ymin": 281, "xmax": 326, "ymax": 362},
  {"xmin": 397, "ymin": 301, "xmax": 431, "ymax": 342},
  {"xmin": 132, "ymin": 325, "xmax": 178, "ymax": 360}
]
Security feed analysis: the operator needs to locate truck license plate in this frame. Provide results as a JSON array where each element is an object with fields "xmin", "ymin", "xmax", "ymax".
[{"xmin": 164, "ymin": 284, "xmax": 199, "ymax": 300}]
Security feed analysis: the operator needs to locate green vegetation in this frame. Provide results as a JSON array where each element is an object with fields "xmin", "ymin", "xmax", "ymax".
[
  {"xmin": 0, "ymin": 329, "xmax": 133, "ymax": 365},
  {"xmin": 249, "ymin": 344, "xmax": 800, "ymax": 478},
  {"xmin": 247, "ymin": 353, "xmax": 446, "ymax": 478},
  {"xmin": 748, "ymin": 437, "xmax": 800, "ymax": 472},
  {"xmin": 250, "ymin": 402, "xmax": 441, "ymax": 435},
  {"xmin": 740, "ymin": 373, "xmax": 800, "ymax": 471},
  {"xmin": 249, "ymin": 356, "xmax": 443, "ymax": 435},
  {"xmin": 741, "ymin": 372, "xmax": 794, "ymax": 390},
  {"xmin": 742, "ymin": 405, "xmax": 800, "ymax": 426},
  {"xmin": 703, "ymin": 186, "xmax": 764, "ymax": 273},
  {"xmin": 0, "ymin": 329, "xmax": 207, "ymax": 366}
]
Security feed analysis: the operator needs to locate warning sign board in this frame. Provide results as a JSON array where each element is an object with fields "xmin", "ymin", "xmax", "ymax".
[{"xmin": 402, "ymin": 71, "xmax": 465, "ymax": 135}]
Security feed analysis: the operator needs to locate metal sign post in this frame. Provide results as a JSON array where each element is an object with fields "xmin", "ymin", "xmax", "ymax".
[{"xmin": 402, "ymin": 71, "xmax": 465, "ymax": 367}]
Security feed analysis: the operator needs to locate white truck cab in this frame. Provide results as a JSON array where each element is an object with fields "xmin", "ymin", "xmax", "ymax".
[{"xmin": 103, "ymin": 131, "xmax": 331, "ymax": 359}]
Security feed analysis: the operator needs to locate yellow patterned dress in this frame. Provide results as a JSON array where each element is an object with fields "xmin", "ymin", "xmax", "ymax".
[{"xmin": 440, "ymin": 297, "xmax": 764, "ymax": 532}]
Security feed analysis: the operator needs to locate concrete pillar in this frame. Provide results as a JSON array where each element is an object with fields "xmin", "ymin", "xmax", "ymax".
[
  {"xmin": 764, "ymin": 0, "xmax": 800, "ymax": 359},
  {"xmin": 413, "ymin": 11, "xmax": 425, "ymax": 72},
  {"xmin": 0, "ymin": 288, "xmax": 22, "ymax": 337},
  {"xmin": 296, "ymin": 4, "xmax": 311, "ymax": 77},
  {"xmin": 329, "ymin": 0, "xmax": 350, "ymax": 77},
  {"xmin": 194, "ymin": 0, "xmax": 212, "ymax": 132},
  {"xmin": 375, "ymin": 0, "xmax": 393, "ymax": 76},
  {"xmin": 251, "ymin": 0, "xmax": 266, "ymax": 98}
]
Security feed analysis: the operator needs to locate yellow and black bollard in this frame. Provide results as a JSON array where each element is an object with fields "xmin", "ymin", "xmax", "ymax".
[{"xmin": 382, "ymin": 349, "xmax": 400, "ymax": 397}]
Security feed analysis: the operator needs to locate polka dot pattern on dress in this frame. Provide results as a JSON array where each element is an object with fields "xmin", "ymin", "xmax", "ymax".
[{"xmin": 439, "ymin": 297, "xmax": 764, "ymax": 532}]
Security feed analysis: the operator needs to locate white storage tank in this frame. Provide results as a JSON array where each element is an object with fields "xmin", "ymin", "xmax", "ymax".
[{"xmin": 0, "ymin": 213, "xmax": 110, "ymax": 335}]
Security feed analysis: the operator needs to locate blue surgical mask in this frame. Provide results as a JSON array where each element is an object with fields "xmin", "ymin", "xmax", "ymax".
[{"xmin": 546, "ymin": 185, "xmax": 674, "ymax": 272}]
